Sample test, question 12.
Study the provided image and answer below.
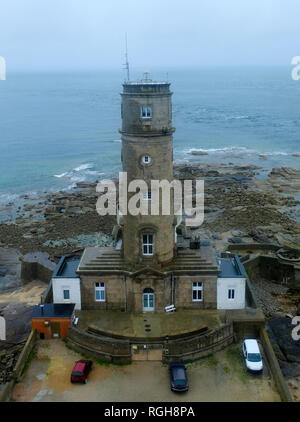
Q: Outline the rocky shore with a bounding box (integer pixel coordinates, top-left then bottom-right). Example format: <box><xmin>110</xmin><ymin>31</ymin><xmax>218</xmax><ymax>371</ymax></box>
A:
<box><xmin>0</xmin><ymin>163</ymin><xmax>299</xmax><ymax>260</ymax></box>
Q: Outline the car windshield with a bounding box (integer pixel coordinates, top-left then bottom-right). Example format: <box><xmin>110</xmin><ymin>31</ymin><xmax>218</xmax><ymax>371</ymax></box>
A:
<box><xmin>173</xmin><ymin>368</ymin><xmax>186</xmax><ymax>381</ymax></box>
<box><xmin>72</xmin><ymin>371</ymin><xmax>83</xmax><ymax>376</ymax></box>
<box><xmin>247</xmin><ymin>353</ymin><xmax>261</xmax><ymax>362</ymax></box>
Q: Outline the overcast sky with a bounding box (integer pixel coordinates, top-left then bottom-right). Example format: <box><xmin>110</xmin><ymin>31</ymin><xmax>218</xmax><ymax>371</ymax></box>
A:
<box><xmin>1</xmin><ymin>0</ymin><xmax>299</xmax><ymax>71</ymax></box>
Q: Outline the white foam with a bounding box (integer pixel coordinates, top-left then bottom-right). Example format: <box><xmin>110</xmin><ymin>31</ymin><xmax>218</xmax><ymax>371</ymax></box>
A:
<box><xmin>185</xmin><ymin>146</ymin><xmax>299</xmax><ymax>158</ymax></box>
<box><xmin>74</xmin><ymin>163</ymin><xmax>94</xmax><ymax>172</ymax></box>
<box><xmin>54</xmin><ymin>172</ymin><xmax>68</xmax><ymax>178</ymax></box>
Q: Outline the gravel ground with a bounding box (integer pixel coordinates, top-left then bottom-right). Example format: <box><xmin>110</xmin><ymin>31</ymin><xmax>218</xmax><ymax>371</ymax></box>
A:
<box><xmin>12</xmin><ymin>339</ymin><xmax>280</xmax><ymax>403</ymax></box>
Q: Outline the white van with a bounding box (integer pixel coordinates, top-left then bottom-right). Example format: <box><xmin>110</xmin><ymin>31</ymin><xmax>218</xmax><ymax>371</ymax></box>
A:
<box><xmin>242</xmin><ymin>339</ymin><xmax>263</xmax><ymax>373</ymax></box>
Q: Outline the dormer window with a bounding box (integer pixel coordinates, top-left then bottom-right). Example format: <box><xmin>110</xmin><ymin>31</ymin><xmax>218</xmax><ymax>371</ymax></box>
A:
<box><xmin>141</xmin><ymin>105</ymin><xmax>152</xmax><ymax>119</ymax></box>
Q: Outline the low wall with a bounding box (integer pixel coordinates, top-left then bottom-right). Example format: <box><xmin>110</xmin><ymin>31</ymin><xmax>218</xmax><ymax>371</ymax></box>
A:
<box><xmin>66</xmin><ymin>326</ymin><xmax>131</xmax><ymax>364</ymax></box>
<box><xmin>260</xmin><ymin>328</ymin><xmax>293</xmax><ymax>402</ymax></box>
<box><xmin>163</xmin><ymin>323</ymin><xmax>234</xmax><ymax>362</ymax></box>
<box><xmin>88</xmin><ymin>325</ymin><xmax>209</xmax><ymax>343</ymax></box>
<box><xmin>67</xmin><ymin>324</ymin><xmax>234</xmax><ymax>364</ymax></box>
<box><xmin>0</xmin><ymin>380</ymin><xmax>15</xmax><ymax>403</ymax></box>
<box><xmin>227</xmin><ymin>243</ymin><xmax>279</xmax><ymax>253</ymax></box>
<box><xmin>21</xmin><ymin>252</ymin><xmax>56</xmax><ymax>284</ymax></box>
<box><xmin>13</xmin><ymin>329</ymin><xmax>37</xmax><ymax>381</ymax></box>
<box><xmin>0</xmin><ymin>329</ymin><xmax>37</xmax><ymax>402</ymax></box>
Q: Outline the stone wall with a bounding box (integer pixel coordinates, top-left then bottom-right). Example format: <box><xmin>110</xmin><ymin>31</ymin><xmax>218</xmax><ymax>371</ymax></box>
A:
<box><xmin>66</xmin><ymin>326</ymin><xmax>131</xmax><ymax>364</ymax></box>
<box><xmin>260</xmin><ymin>328</ymin><xmax>293</xmax><ymax>402</ymax></box>
<box><xmin>67</xmin><ymin>324</ymin><xmax>233</xmax><ymax>364</ymax></box>
<box><xmin>163</xmin><ymin>323</ymin><xmax>234</xmax><ymax>362</ymax></box>
<box><xmin>175</xmin><ymin>275</ymin><xmax>217</xmax><ymax>310</ymax></box>
<box><xmin>21</xmin><ymin>252</ymin><xmax>56</xmax><ymax>284</ymax></box>
<box><xmin>0</xmin><ymin>329</ymin><xmax>37</xmax><ymax>402</ymax></box>
<box><xmin>122</xmin><ymin>135</ymin><xmax>175</xmax><ymax>265</ymax></box>
<box><xmin>80</xmin><ymin>274</ymin><xmax>218</xmax><ymax>312</ymax></box>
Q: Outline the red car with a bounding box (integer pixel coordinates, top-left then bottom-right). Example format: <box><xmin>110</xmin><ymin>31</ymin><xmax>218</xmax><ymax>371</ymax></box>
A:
<box><xmin>70</xmin><ymin>360</ymin><xmax>93</xmax><ymax>384</ymax></box>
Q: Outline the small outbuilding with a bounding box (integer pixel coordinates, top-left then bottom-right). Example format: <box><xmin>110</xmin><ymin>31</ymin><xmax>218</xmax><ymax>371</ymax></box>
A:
<box><xmin>52</xmin><ymin>255</ymin><xmax>81</xmax><ymax>310</ymax></box>
<box><xmin>217</xmin><ymin>255</ymin><xmax>247</xmax><ymax>310</ymax></box>
<box><xmin>31</xmin><ymin>303</ymin><xmax>75</xmax><ymax>339</ymax></box>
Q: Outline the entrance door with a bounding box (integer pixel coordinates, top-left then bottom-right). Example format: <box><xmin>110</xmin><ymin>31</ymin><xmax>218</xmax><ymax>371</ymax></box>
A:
<box><xmin>50</xmin><ymin>322</ymin><xmax>61</xmax><ymax>338</ymax></box>
<box><xmin>143</xmin><ymin>288</ymin><xmax>155</xmax><ymax>312</ymax></box>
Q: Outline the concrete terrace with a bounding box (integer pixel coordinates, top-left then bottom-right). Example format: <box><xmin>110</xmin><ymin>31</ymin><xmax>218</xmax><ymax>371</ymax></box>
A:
<box><xmin>75</xmin><ymin>309</ymin><xmax>226</xmax><ymax>339</ymax></box>
<box><xmin>77</xmin><ymin>245</ymin><xmax>219</xmax><ymax>275</ymax></box>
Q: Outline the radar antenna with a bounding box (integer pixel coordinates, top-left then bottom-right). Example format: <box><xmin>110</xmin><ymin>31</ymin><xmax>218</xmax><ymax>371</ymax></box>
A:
<box><xmin>123</xmin><ymin>33</ymin><xmax>130</xmax><ymax>82</ymax></box>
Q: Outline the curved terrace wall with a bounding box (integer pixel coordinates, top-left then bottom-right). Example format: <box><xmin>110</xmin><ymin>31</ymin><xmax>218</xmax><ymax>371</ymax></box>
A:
<box><xmin>66</xmin><ymin>323</ymin><xmax>234</xmax><ymax>363</ymax></box>
<box><xmin>162</xmin><ymin>323</ymin><xmax>234</xmax><ymax>362</ymax></box>
<box><xmin>66</xmin><ymin>327</ymin><xmax>131</xmax><ymax>364</ymax></box>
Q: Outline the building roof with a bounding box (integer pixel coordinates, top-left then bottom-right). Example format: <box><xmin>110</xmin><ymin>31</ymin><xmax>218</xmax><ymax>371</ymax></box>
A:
<box><xmin>52</xmin><ymin>256</ymin><xmax>80</xmax><ymax>278</ymax></box>
<box><xmin>218</xmin><ymin>255</ymin><xmax>247</xmax><ymax>278</ymax></box>
<box><xmin>31</xmin><ymin>303</ymin><xmax>75</xmax><ymax>319</ymax></box>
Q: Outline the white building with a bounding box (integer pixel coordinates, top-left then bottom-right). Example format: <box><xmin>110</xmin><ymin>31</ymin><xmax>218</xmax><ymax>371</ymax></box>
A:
<box><xmin>217</xmin><ymin>255</ymin><xmax>246</xmax><ymax>310</ymax></box>
<box><xmin>52</xmin><ymin>256</ymin><xmax>81</xmax><ymax>310</ymax></box>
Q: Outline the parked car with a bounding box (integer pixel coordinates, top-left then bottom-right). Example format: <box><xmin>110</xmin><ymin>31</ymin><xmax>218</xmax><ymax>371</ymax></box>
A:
<box><xmin>242</xmin><ymin>339</ymin><xmax>263</xmax><ymax>373</ymax></box>
<box><xmin>70</xmin><ymin>360</ymin><xmax>93</xmax><ymax>384</ymax></box>
<box><xmin>169</xmin><ymin>362</ymin><xmax>189</xmax><ymax>392</ymax></box>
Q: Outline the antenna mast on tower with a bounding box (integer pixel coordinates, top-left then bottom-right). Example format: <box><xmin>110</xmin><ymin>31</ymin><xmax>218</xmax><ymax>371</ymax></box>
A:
<box><xmin>123</xmin><ymin>33</ymin><xmax>130</xmax><ymax>82</ymax></box>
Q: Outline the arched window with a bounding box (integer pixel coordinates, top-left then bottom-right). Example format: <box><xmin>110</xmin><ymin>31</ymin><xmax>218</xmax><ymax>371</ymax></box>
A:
<box><xmin>143</xmin><ymin>288</ymin><xmax>154</xmax><ymax>294</ymax></box>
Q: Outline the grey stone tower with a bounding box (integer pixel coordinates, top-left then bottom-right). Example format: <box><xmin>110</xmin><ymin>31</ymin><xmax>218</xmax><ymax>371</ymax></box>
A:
<box><xmin>119</xmin><ymin>75</ymin><xmax>176</xmax><ymax>266</ymax></box>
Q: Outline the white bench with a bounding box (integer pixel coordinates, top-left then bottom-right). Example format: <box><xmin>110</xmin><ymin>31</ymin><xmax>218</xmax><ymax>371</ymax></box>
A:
<box><xmin>165</xmin><ymin>305</ymin><xmax>176</xmax><ymax>313</ymax></box>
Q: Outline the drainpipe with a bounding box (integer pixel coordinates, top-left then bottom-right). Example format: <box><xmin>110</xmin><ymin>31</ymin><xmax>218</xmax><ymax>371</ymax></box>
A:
<box><xmin>171</xmin><ymin>274</ymin><xmax>175</xmax><ymax>305</ymax></box>
<box><xmin>123</xmin><ymin>275</ymin><xmax>127</xmax><ymax>312</ymax></box>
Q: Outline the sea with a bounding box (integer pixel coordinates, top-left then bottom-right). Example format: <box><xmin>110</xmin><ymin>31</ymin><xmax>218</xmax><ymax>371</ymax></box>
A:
<box><xmin>0</xmin><ymin>66</ymin><xmax>299</xmax><ymax>206</ymax></box>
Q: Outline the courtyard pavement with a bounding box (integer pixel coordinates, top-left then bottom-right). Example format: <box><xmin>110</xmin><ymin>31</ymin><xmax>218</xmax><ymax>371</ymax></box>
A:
<box><xmin>76</xmin><ymin>309</ymin><xmax>226</xmax><ymax>338</ymax></box>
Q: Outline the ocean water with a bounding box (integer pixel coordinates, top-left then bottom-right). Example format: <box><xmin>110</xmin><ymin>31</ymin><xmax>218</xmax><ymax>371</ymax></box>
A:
<box><xmin>0</xmin><ymin>67</ymin><xmax>299</xmax><ymax>204</ymax></box>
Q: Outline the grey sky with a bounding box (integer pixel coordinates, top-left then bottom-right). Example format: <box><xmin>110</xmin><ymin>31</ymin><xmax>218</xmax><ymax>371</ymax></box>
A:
<box><xmin>1</xmin><ymin>0</ymin><xmax>299</xmax><ymax>70</ymax></box>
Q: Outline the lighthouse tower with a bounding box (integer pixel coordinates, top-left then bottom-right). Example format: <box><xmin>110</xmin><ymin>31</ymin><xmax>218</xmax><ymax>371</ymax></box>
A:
<box><xmin>120</xmin><ymin>73</ymin><xmax>176</xmax><ymax>266</ymax></box>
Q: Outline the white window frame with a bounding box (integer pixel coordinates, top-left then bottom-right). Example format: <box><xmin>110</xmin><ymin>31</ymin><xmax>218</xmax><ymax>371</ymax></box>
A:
<box><xmin>142</xmin><ymin>234</ymin><xmax>154</xmax><ymax>256</ymax></box>
<box><xmin>141</xmin><ymin>105</ymin><xmax>152</xmax><ymax>119</ymax></box>
<box><xmin>143</xmin><ymin>190</ymin><xmax>152</xmax><ymax>201</ymax></box>
<box><xmin>63</xmin><ymin>288</ymin><xmax>70</xmax><ymax>301</ymax></box>
<box><xmin>192</xmin><ymin>282</ymin><xmax>203</xmax><ymax>302</ymax></box>
<box><xmin>142</xmin><ymin>155</ymin><xmax>151</xmax><ymax>165</ymax></box>
<box><xmin>228</xmin><ymin>288</ymin><xmax>235</xmax><ymax>300</ymax></box>
<box><xmin>95</xmin><ymin>282</ymin><xmax>106</xmax><ymax>302</ymax></box>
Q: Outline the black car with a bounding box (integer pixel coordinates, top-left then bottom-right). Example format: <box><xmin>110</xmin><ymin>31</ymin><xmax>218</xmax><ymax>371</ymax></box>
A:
<box><xmin>169</xmin><ymin>362</ymin><xmax>189</xmax><ymax>392</ymax></box>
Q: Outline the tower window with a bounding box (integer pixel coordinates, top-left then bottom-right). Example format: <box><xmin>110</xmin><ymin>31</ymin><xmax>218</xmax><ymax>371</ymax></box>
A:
<box><xmin>141</xmin><ymin>106</ymin><xmax>152</xmax><ymax>119</ymax></box>
<box><xmin>142</xmin><ymin>234</ymin><xmax>153</xmax><ymax>256</ymax></box>
<box><xmin>95</xmin><ymin>282</ymin><xmax>106</xmax><ymax>302</ymax></box>
<box><xmin>143</xmin><ymin>191</ymin><xmax>152</xmax><ymax>201</ymax></box>
<box><xmin>142</xmin><ymin>155</ymin><xmax>151</xmax><ymax>165</ymax></box>
<box><xmin>192</xmin><ymin>282</ymin><xmax>203</xmax><ymax>302</ymax></box>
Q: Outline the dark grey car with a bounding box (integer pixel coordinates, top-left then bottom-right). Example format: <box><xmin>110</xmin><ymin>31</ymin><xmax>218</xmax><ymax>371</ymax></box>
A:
<box><xmin>169</xmin><ymin>362</ymin><xmax>189</xmax><ymax>392</ymax></box>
